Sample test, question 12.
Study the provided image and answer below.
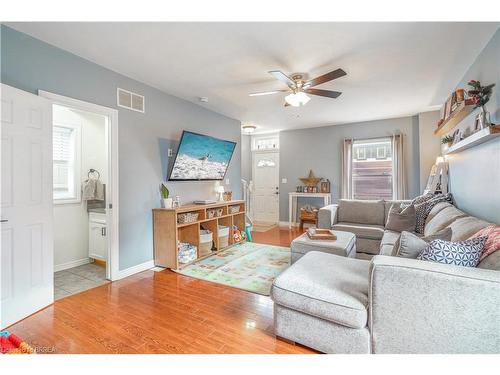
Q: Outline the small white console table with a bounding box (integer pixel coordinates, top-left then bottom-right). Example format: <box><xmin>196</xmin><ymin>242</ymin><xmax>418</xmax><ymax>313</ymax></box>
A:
<box><xmin>288</xmin><ymin>192</ymin><xmax>332</xmax><ymax>229</ymax></box>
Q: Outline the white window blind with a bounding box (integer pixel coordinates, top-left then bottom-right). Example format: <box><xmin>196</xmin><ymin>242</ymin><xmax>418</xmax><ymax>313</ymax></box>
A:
<box><xmin>53</xmin><ymin>124</ymin><xmax>79</xmax><ymax>202</ymax></box>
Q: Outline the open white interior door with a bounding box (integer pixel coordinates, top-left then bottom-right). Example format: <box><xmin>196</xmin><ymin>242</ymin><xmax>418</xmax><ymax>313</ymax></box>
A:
<box><xmin>1</xmin><ymin>84</ymin><xmax>54</xmax><ymax>329</ymax></box>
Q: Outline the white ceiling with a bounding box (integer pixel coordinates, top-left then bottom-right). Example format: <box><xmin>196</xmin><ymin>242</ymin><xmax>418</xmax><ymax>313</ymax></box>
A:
<box><xmin>7</xmin><ymin>22</ymin><xmax>499</xmax><ymax>132</ymax></box>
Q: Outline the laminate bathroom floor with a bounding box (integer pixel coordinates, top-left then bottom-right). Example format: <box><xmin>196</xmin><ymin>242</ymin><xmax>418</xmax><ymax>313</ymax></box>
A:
<box><xmin>54</xmin><ymin>263</ymin><xmax>109</xmax><ymax>301</ymax></box>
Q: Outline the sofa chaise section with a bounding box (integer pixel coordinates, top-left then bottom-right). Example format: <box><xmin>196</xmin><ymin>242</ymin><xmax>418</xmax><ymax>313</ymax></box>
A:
<box><xmin>271</xmin><ymin>251</ymin><xmax>371</xmax><ymax>353</ymax></box>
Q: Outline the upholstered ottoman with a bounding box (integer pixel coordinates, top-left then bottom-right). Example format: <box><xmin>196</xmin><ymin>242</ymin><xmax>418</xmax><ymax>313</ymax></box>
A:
<box><xmin>271</xmin><ymin>251</ymin><xmax>371</xmax><ymax>353</ymax></box>
<box><xmin>290</xmin><ymin>231</ymin><xmax>356</xmax><ymax>263</ymax></box>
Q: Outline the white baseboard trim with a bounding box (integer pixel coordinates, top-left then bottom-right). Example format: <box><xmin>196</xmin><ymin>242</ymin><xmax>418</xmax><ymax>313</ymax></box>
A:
<box><xmin>54</xmin><ymin>258</ymin><xmax>91</xmax><ymax>272</ymax></box>
<box><xmin>114</xmin><ymin>260</ymin><xmax>155</xmax><ymax>281</ymax></box>
<box><xmin>278</xmin><ymin>221</ymin><xmax>299</xmax><ymax>227</ymax></box>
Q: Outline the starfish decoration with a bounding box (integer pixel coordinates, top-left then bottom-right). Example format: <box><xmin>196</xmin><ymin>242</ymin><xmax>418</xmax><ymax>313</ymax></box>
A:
<box><xmin>300</xmin><ymin>170</ymin><xmax>322</xmax><ymax>187</ymax></box>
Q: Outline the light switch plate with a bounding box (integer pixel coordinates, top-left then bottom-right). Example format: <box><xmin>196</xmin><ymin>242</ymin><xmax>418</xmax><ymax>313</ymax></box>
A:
<box><xmin>168</xmin><ymin>148</ymin><xmax>173</xmax><ymax>157</ymax></box>
<box><xmin>281</xmin><ymin>178</ymin><xmax>287</xmax><ymax>184</ymax></box>
<box><xmin>225</xmin><ymin>178</ymin><xmax>230</xmax><ymax>185</ymax></box>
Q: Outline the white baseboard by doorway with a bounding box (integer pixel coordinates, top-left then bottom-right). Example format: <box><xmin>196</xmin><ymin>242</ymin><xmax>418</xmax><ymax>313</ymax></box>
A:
<box><xmin>54</xmin><ymin>258</ymin><xmax>91</xmax><ymax>272</ymax></box>
<box><xmin>114</xmin><ymin>260</ymin><xmax>155</xmax><ymax>281</ymax></box>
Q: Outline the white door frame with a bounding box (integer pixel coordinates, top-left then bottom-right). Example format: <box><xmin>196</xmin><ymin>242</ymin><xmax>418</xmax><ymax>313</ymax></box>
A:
<box><xmin>38</xmin><ymin>90</ymin><xmax>120</xmax><ymax>281</ymax></box>
<box><xmin>251</xmin><ymin>149</ymin><xmax>280</xmax><ymax>224</ymax></box>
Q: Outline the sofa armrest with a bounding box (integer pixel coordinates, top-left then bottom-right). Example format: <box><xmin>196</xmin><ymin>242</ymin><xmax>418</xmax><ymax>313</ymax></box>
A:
<box><xmin>369</xmin><ymin>256</ymin><xmax>500</xmax><ymax>353</ymax></box>
<box><xmin>317</xmin><ymin>204</ymin><xmax>338</xmax><ymax>229</ymax></box>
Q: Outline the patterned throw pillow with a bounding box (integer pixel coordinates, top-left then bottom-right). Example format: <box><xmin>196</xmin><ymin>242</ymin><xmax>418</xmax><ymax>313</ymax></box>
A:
<box><xmin>417</xmin><ymin>236</ymin><xmax>487</xmax><ymax>267</ymax></box>
<box><xmin>401</xmin><ymin>193</ymin><xmax>433</xmax><ymax>209</ymax></box>
<box><xmin>414</xmin><ymin>193</ymin><xmax>453</xmax><ymax>234</ymax></box>
<box><xmin>468</xmin><ymin>225</ymin><xmax>500</xmax><ymax>261</ymax></box>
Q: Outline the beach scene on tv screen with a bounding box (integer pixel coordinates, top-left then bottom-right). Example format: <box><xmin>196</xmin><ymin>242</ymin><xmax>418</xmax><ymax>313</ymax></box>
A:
<box><xmin>170</xmin><ymin>132</ymin><xmax>236</xmax><ymax>180</ymax></box>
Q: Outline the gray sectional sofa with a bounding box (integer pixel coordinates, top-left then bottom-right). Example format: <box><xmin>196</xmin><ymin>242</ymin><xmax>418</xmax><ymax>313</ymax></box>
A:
<box><xmin>317</xmin><ymin>199</ymin><xmax>409</xmax><ymax>258</ymax></box>
<box><xmin>271</xmin><ymin>199</ymin><xmax>500</xmax><ymax>353</ymax></box>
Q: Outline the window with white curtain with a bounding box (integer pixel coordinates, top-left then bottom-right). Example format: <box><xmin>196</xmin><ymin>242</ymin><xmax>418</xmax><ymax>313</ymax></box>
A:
<box><xmin>53</xmin><ymin>123</ymin><xmax>81</xmax><ymax>203</ymax></box>
<box><xmin>351</xmin><ymin>138</ymin><xmax>393</xmax><ymax>200</ymax></box>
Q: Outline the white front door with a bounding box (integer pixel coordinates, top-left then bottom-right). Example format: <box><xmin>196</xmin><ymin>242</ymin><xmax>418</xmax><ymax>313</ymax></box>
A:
<box><xmin>1</xmin><ymin>84</ymin><xmax>54</xmax><ymax>329</ymax></box>
<box><xmin>252</xmin><ymin>151</ymin><xmax>279</xmax><ymax>224</ymax></box>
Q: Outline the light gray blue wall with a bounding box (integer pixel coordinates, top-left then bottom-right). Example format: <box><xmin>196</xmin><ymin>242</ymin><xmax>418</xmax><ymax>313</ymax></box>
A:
<box><xmin>1</xmin><ymin>25</ymin><xmax>242</xmax><ymax>270</ymax></box>
<box><xmin>241</xmin><ymin>134</ymin><xmax>252</xmax><ymax>182</ymax></box>
<box><xmin>446</xmin><ymin>28</ymin><xmax>500</xmax><ymax>223</ymax></box>
<box><xmin>279</xmin><ymin>116</ymin><xmax>420</xmax><ymax>221</ymax></box>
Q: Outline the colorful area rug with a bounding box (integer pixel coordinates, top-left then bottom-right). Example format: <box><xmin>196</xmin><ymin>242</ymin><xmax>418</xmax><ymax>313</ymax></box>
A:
<box><xmin>175</xmin><ymin>242</ymin><xmax>291</xmax><ymax>295</ymax></box>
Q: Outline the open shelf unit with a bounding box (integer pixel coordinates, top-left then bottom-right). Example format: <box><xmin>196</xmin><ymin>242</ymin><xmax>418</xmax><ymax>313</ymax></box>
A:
<box><xmin>444</xmin><ymin>125</ymin><xmax>500</xmax><ymax>155</ymax></box>
<box><xmin>153</xmin><ymin>200</ymin><xmax>246</xmax><ymax>270</ymax></box>
<box><xmin>434</xmin><ymin>99</ymin><xmax>475</xmax><ymax>135</ymax></box>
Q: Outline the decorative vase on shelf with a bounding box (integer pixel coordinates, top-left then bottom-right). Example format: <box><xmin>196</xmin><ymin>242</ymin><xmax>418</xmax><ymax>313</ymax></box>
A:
<box><xmin>163</xmin><ymin>198</ymin><xmax>173</xmax><ymax>209</ymax></box>
<box><xmin>478</xmin><ymin>106</ymin><xmax>491</xmax><ymax>129</ymax></box>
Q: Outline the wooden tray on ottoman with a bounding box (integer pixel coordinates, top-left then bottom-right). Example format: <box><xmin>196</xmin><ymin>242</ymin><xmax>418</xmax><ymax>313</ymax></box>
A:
<box><xmin>306</xmin><ymin>228</ymin><xmax>337</xmax><ymax>240</ymax></box>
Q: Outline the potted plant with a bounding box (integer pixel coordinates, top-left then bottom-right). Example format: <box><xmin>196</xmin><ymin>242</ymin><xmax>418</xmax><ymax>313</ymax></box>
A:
<box><xmin>441</xmin><ymin>135</ymin><xmax>454</xmax><ymax>147</ymax></box>
<box><xmin>160</xmin><ymin>182</ymin><xmax>172</xmax><ymax>208</ymax></box>
<box><xmin>467</xmin><ymin>80</ymin><xmax>495</xmax><ymax>129</ymax></box>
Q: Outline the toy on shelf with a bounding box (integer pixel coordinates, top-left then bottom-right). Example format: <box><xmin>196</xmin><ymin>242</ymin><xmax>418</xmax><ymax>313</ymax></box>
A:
<box><xmin>232</xmin><ymin>225</ymin><xmax>246</xmax><ymax>243</ymax></box>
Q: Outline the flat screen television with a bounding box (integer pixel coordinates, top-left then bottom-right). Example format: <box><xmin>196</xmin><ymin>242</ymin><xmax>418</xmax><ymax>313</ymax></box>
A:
<box><xmin>168</xmin><ymin>131</ymin><xmax>237</xmax><ymax>181</ymax></box>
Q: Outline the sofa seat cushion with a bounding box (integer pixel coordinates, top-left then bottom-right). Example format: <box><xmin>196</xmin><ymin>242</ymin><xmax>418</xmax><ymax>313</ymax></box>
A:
<box><xmin>424</xmin><ymin>205</ymin><xmax>467</xmax><ymax>237</ymax></box>
<box><xmin>338</xmin><ymin>199</ymin><xmax>385</xmax><ymax>226</ymax></box>
<box><xmin>333</xmin><ymin>222</ymin><xmax>385</xmax><ymax>240</ymax></box>
<box><xmin>271</xmin><ymin>252</ymin><xmax>369</xmax><ymax>329</ymax></box>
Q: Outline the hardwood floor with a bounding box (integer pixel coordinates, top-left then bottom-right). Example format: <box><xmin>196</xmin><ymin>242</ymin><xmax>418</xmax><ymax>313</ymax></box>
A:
<box><xmin>7</xmin><ymin>227</ymin><xmax>314</xmax><ymax>354</ymax></box>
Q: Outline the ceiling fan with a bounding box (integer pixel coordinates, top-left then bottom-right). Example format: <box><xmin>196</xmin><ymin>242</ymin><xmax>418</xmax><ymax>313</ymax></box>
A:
<box><xmin>249</xmin><ymin>68</ymin><xmax>346</xmax><ymax>107</ymax></box>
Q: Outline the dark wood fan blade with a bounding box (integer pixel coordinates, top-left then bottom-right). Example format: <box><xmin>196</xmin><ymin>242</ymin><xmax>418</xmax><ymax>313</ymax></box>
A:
<box><xmin>305</xmin><ymin>88</ymin><xmax>342</xmax><ymax>98</ymax></box>
<box><xmin>269</xmin><ymin>70</ymin><xmax>296</xmax><ymax>89</ymax></box>
<box><xmin>249</xmin><ymin>89</ymin><xmax>289</xmax><ymax>97</ymax></box>
<box><xmin>303</xmin><ymin>68</ymin><xmax>346</xmax><ymax>88</ymax></box>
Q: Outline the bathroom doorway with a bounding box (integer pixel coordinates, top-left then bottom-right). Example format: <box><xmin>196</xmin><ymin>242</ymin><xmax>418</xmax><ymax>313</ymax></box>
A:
<box><xmin>40</xmin><ymin>91</ymin><xmax>119</xmax><ymax>300</ymax></box>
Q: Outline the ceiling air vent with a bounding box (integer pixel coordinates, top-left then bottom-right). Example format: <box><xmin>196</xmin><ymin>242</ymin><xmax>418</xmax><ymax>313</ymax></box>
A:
<box><xmin>117</xmin><ymin>88</ymin><xmax>145</xmax><ymax>113</ymax></box>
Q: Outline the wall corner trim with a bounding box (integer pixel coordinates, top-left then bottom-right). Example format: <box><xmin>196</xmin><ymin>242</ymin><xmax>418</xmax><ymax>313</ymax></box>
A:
<box><xmin>114</xmin><ymin>260</ymin><xmax>154</xmax><ymax>281</ymax></box>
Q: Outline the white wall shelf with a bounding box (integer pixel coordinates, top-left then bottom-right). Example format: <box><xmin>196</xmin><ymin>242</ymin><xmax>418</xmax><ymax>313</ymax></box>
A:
<box><xmin>444</xmin><ymin>125</ymin><xmax>500</xmax><ymax>155</ymax></box>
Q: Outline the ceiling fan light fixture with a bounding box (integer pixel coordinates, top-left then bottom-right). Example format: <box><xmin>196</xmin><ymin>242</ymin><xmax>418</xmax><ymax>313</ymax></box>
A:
<box><xmin>242</xmin><ymin>124</ymin><xmax>257</xmax><ymax>134</ymax></box>
<box><xmin>285</xmin><ymin>92</ymin><xmax>310</xmax><ymax>107</ymax></box>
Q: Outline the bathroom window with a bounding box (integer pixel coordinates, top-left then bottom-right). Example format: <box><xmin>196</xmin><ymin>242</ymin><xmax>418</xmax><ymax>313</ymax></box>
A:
<box><xmin>53</xmin><ymin>123</ymin><xmax>81</xmax><ymax>203</ymax></box>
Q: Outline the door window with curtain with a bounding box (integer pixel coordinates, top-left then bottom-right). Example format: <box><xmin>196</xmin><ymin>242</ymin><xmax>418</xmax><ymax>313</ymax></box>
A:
<box><xmin>351</xmin><ymin>138</ymin><xmax>393</xmax><ymax>200</ymax></box>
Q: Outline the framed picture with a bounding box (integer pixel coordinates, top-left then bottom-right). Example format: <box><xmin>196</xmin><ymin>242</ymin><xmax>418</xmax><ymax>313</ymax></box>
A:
<box><xmin>474</xmin><ymin>114</ymin><xmax>481</xmax><ymax>132</ymax></box>
<box><xmin>451</xmin><ymin>129</ymin><xmax>460</xmax><ymax>144</ymax></box>
<box><xmin>444</xmin><ymin>96</ymin><xmax>452</xmax><ymax>119</ymax></box>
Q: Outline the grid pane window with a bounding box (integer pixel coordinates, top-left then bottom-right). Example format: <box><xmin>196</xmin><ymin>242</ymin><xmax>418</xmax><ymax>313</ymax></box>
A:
<box><xmin>53</xmin><ymin>125</ymin><xmax>77</xmax><ymax>200</ymax></box>
<box><xmin>352</xmin><ymin>138</ymin><xmax>393</xmax><ymax>200</ymax></box>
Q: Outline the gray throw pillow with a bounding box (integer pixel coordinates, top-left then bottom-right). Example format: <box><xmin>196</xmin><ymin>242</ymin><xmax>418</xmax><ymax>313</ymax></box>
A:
<box><xmin>386</xmin><ymin>204</ymin><xmax>416</xmax><ymax>232</ymax></box>
<box><xmin>395</xmin><ymin>227</ymin><xmax>452</xmax><ymax>258</ymax></box>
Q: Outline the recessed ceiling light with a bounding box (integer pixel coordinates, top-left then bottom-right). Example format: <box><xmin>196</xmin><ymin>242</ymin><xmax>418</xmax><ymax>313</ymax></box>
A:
<box><xmin>199</xmin><ymin>97</ymin><xmax>209</xmax><ymax>103</ymax></box>
<box><xmin>242</xmin><ymin>125</ymin><xmax>257</xmax><ymax>134</ymax></box>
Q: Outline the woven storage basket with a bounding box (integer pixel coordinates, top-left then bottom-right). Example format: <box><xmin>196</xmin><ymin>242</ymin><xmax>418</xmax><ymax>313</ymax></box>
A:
<box><xmin>207</xmin><ymin>208</ymin><xmax>223</xmax><ymax>219</ymax></box>
<box><xmin>199</xmin><ymin>230</ymin><xmax>213</xmax><ymax>256</ymax></box>
<box><xmin>177</xmin><ymin>212</ymin><xmax>199</xmax><ymax>224</ymax></box>
<box><xmin>228</xmin><ymin>206</ymin><xmax>240</xmax><ymax>214</ymax></box>
<box><xmin>218</xmin><ymin>235</ymin><xmax>229</xmax><ymax>248</ymax></box>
